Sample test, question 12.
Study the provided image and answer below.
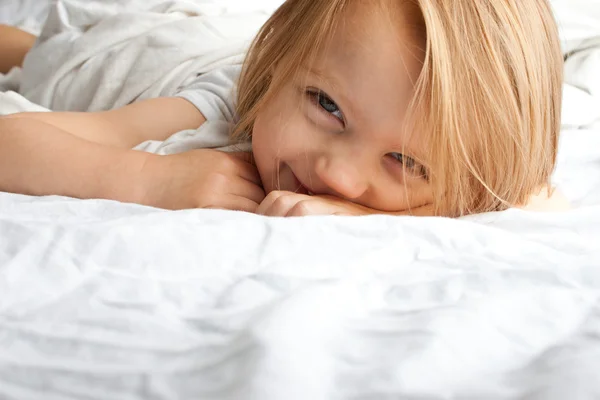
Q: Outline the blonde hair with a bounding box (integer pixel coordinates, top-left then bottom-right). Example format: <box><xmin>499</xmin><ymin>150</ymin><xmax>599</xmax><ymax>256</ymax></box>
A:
<box><xmin>234</xmin><ymin>0</ymin><xmax>563</xmax><ymax>217</ymax></box>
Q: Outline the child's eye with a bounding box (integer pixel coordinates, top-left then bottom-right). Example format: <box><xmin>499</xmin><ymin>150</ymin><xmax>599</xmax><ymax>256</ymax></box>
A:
<box><xmin>389</xmin><ymin>152</ymin><xmax>428</xmax><ymax>179</ymax></box>
<box><xmin>307</xmin><ymin>90</ymin><xmax>344</xmax><ymax>122</ymax></box>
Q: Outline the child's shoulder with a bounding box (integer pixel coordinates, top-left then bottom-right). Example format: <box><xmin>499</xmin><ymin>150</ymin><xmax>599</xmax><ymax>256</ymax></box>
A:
<box><xmin>175</xmin><ymin>64</ymin><xmax>242</xmax><ymax>124</ymax></box>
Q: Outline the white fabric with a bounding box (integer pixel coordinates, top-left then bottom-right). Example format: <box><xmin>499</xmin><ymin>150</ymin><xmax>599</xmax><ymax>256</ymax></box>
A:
<box><xmin>1</xmin><ymin>1</ymin><xmax>600</xmax><ymax>399</ymax></box>
<box><xmin>18</xmin><ymin>0</ymin><xmax>270</xmax><ymax>113</ymax></box>
<box><xmin>134</xmin><ymin>65</ymin><xmax>246</xmax><ymax>155</ymax></box>
<box><xmin>177</xmin><ymin>64</ymin><xmax>241</xmax><ymax>123</ymax></box>
<box><xmin>0</xmin><ymin>194</ymin><xmax>598</xmax><ymax>400</ymax></box>
<box><xmin>553</xmin><ymin>0</ymin><xmax>600</xmax><ymax>129</ymax></box>
<box><xmin>7</xmin><ymin>0</ymin><xmax>257</xmax><ymax>153</ymax></box>
<box><xmin>0</xmin><ymin>0</ymin><xmax>52</xmax><ymax>34</ymax></box>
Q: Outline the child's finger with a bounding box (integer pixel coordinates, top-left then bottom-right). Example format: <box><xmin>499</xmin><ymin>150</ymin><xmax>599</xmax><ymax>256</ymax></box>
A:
<box><xmin>237</xmin><ymin>166</ymin><xmax>263</xmax><ymax>186</ymax></box>
<box><xmin>256</xmin><ymin>190</ymin><xmax>285</xmax><ymax>215</ymax></box>
<box><xmin>257</xmin><ymin>191</ymin><xmax>309</xmax><ymax>216</ymax></box>
<box><xmin>206</xmin><ymin>195</ymin><xmax>260</xmax><ymax>213</ymax></box>
<box><xmin>228</xmin><ymin>155</ymin><xmax>263</xmax><ymax>185</ymax></box>
<box><xmin>230</xmin><ymin>178</ymin><xmax>266</xmax><ymax>204</ymax></box>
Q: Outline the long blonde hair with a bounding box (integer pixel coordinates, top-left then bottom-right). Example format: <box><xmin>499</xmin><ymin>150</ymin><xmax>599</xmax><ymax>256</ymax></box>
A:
<box><xmin>233</xmin><ymin>0</ymin><xmax>563</xmax><ymax>217</ymax></box>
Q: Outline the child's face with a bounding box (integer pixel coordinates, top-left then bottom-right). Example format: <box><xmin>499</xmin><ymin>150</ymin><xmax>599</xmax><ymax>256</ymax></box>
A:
<box><xmin>252</xmin><ymin>4</ymin><xmax>433</xmax><ymax>213</ymax></box>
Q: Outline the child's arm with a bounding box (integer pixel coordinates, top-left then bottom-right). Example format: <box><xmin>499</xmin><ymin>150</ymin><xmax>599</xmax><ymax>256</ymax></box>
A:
<box><xmin>0</xmin><ymin>117</ymin><xmax>154</xmax><ymax>203</ymax></box>
<box><xmin>0</xmin><ymin>99</ymin><xmax>265</xmax><ymax>211</ymax></box>
<box><xmin>0</xmin><ymin>24</ymin><xmax>36</xmax><ymax>74</ymax></box>
<box><xmin>5</xmin><ymin>97</ymin><xmax>206</xmax><ymax>148</ymax></box>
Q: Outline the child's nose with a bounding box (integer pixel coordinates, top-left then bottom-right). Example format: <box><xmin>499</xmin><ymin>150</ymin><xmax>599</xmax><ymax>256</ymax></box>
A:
<box><xmin>313</xmin><ymin>155</ymin><xmax>369</xmax><ymax>200</ymax></box>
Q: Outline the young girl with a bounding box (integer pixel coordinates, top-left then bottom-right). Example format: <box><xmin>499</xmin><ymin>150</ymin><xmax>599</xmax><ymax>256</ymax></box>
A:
<box><xmin>0</xmin><ymin>0</ymin><xmax>568</xmax><ymax>217</ymax></box>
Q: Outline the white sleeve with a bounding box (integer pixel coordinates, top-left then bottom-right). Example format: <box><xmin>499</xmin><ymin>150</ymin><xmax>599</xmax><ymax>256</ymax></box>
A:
<box><xmin>174</xmin><ymin>64</ymin><xmax>241</xmax><ymax>122</ymax></box>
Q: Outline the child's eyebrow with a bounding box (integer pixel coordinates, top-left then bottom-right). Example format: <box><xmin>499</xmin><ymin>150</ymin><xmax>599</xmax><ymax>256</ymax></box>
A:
<box><xmin>301</xmin><ymin>66</ymin><xmax>338</xmax><ymax>85</ymax></box>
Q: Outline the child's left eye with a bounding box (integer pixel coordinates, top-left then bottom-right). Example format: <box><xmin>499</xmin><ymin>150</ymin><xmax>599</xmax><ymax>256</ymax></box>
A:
<box><xmin>389</xmin><ymin>152</ymin><xmax>428</xmax><ymax>179</ymax></box>
<box><xmin>307</xmin><ymin>90</ymin><xmax>344</xmax><ymax>122</ymax></box>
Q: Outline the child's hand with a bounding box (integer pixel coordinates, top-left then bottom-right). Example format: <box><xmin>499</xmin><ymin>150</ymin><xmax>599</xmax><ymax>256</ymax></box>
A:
<box><xmin>143</xmin><ymin>150</ymin><xmax>265</xmax><ymax>212</ymax></box>
<box><xmin>257</xmin><ymin>191</ymin><xmax>435</xmax><ymax>217</ymax></box>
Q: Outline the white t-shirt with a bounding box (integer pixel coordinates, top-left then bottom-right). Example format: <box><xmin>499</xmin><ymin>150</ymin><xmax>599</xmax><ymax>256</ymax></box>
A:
<box><xmin>176</xmin><ymin>64</ymin><xmax>241</xmax><ymax>124</ymax></box>
<box><xmin>134</xmin><ymin>64</ymin><xmax>249</xmax><ymax>154</ymax></box>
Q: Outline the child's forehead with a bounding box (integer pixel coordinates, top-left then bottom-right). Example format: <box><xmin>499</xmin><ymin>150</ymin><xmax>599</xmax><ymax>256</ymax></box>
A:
<box><xmin>315</xmin><ymin>2</ymin><xmax>424</xmax><ymax>66</ymax></box>
<box><xmin>306</xmin><ymin>6</ymin><xmax>424</xmax><ymax>88</ymax></box>
<box><xmin>337</xmin><ymin>0</ymin><xmax>421</xmax><ymax>35</ymax></box>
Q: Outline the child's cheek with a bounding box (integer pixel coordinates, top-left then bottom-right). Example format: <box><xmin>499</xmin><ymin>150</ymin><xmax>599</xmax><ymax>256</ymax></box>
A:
<box><xmin>281</xmin><ymin>108</ymin><xmax>320</xmax><ymax>153</ymax></box>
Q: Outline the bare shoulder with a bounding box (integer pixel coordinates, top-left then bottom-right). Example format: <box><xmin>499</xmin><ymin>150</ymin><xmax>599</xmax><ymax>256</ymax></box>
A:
<box><xmin>520</xmin><ymin>187</ymin><xmax>571</xmax><ymax>212</ymax></box>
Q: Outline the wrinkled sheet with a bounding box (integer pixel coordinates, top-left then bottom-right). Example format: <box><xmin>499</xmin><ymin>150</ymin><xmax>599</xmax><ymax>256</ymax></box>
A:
<box><xmin>1</xmin><ymin>1</ymin><xmax>600</xmax><ymax>399</ymax></box>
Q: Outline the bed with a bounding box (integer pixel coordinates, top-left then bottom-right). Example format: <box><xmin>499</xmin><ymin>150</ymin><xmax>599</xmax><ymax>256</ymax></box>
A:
<box><xmin>1</xmin><ymin>1</ymin><xmax>600</xmax><ymax>399</ymax></box>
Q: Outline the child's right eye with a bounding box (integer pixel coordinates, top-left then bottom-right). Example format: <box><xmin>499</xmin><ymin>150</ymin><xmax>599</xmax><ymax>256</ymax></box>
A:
<box><xmin>306</xmin><ymin>89</ymin><xmax>345</xmax><ymax>124</ymax></box>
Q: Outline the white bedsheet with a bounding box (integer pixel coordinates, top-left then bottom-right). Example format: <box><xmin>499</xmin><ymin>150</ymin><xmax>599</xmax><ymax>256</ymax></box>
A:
<box><xmin>1</xmin><ymin>1</ymin><xmax>600</xmax><ymax>399</ymax></box>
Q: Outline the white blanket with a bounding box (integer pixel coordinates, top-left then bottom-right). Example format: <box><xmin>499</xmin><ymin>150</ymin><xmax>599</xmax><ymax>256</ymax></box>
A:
<box><xmin>1</xmin><ymin>1</ymin><xmax>600</xmax><ymax>399</ymax></box>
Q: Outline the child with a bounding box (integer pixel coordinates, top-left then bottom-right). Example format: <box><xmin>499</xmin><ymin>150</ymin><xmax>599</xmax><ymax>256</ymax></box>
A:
<box><xmin>0</xmin><ymin>0</ymin><xmax>568</xmax><ymax>217</ymax></box>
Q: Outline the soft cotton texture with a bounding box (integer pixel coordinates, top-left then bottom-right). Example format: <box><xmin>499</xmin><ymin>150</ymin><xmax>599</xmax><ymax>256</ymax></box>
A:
<box><xmin>1</xmin><ymin>1</ymin><xmax>600</xmax><ymax>399</ymax></box>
